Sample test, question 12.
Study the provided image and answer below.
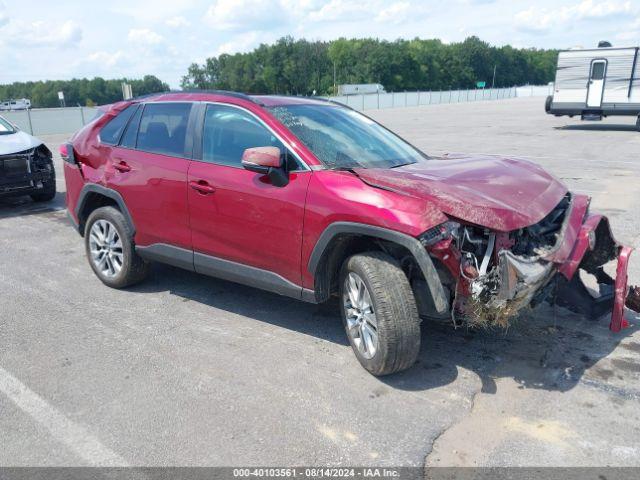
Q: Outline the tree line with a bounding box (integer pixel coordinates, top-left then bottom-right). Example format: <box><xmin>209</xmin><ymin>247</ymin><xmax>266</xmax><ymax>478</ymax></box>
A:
<box><xmin>0</xmin><ymin>37</ymin><xmax>558</xmax><ymax>108</ymax></box>
<box><xmin>0</xmin><ymin>75</ymin><xmax>169</xmax><ymax>108</ymax></box>
<box><xmin>181</xmin><ymin>36</ymin><xmax>558</xmax><ymax>95</ymax></box>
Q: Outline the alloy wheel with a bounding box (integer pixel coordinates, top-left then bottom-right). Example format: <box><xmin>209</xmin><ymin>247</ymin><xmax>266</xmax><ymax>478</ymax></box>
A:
<box><xmin>343</xmin><ymin>272</ymin><xmax>379</xmax><ymax>359</ymax></box>
<box><xmin>89</xmin><ymin>219</ymin><xmax>124</xmax><ymax>278</ymax></box>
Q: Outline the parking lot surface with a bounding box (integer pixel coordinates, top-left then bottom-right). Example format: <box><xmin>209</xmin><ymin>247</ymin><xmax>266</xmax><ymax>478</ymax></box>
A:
<box><xmin>1</xmin><ymin>97</ymin><xmax>639</xmax><ymax>467</ymax></box>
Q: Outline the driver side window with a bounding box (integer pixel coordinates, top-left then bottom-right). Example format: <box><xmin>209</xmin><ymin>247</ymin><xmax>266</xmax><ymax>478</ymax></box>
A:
<box><xmin>202</xmin><ymin>105</ymin><xmax>304</xmax><ymax>170</ymax></box>
<box><xmin>202</xmin><ymin>105</ymin><xmax>282</xmax><ymax>167</ymax></box>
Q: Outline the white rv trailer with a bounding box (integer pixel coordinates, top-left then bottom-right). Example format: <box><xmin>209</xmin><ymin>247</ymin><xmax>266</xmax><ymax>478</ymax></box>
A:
<box><xmin>0</xmin><ymin>98</ymin><xmax>31</xmax><ymax>111</ymax></box>
<box><xmin>546</xmin><ymin>45</ymin><xmax>640</xmax><ymax>127</ymax></box>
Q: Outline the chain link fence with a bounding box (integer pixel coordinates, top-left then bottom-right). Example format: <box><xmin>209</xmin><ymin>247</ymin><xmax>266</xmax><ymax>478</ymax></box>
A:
<box><xmin>327</xmin><ymin>84</ymin><xmax>553</xmax><ymax>111</ymax></box>
<box><xmin>1</xmin><ymin>106</ymin><xmax>99</xmax><ymax>137</ymax></box>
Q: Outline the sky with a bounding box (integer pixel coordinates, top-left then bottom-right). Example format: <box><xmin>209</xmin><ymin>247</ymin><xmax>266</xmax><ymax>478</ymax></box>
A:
<box><xmin>0</xmin><ymin>0</ymin><xmax>639</xmax><ymax>88</ymax></box>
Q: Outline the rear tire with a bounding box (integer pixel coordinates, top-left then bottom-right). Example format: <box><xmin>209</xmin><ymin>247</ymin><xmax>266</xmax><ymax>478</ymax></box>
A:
<box><xmin>339</xmin><ymin>252</ymin><xmax>421</xmax><ymax>376</ymax></box>
<box><xmin>636</xmin><ymin>115</ymin><xmax>640</xmax><ymax>132</ymax></box>
<box><xmin>545</xmin><ymin>95</ymin><xmax>552</xmax><ymax>113</ymax></box>
<box><xmin>84</xmin><ymin>206</ymin><xmax>149</xmax><ymax>289</ymax></box>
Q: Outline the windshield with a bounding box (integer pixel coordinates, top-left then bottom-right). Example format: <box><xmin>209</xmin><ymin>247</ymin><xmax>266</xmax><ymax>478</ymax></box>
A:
<box><xmin>0</xmin><ymin>116</ymin><xmax>16</xmax><ymax>135</ymax></box>
<box><xmin>268</xmin><ymin>104</ymin><xmax>426</xmax><ymax>169</ymax></box>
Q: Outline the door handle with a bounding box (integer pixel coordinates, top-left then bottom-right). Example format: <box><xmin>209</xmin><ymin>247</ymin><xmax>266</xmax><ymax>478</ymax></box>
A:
<box><xmin>189</xmin><ymin>180</ymin><xmax>216</xmax><ymax>195</ymax></box>
<box><xmin>113</xmin><ymin>161</ymin><xmax>131</xmax><ymax>173</ymax></box>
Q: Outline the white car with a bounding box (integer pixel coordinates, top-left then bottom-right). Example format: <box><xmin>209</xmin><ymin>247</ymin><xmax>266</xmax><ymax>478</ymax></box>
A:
<box><xmin>0</xmin><ymin>115</ymin><xmax>56</xmax><ymax>202</ymax></box>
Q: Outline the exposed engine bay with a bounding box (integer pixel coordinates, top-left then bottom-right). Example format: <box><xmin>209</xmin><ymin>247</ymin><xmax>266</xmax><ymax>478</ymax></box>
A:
<box><xmin>419</xmin><ymin>194</ymin><xmax>640</xmax><ymax>329</ymax></box>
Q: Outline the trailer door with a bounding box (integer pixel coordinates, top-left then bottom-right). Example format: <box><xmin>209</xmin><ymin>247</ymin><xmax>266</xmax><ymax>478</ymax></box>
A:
<box><xmin>587</xmin><ymin>60</ymin><xmax>607</xmax><ymax>107</ymax></box>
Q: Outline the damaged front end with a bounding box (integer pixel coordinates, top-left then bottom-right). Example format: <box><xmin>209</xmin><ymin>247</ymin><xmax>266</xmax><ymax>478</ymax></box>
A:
<box><xmin>0</xmin><ymin>145</ymin><xmax>55</xmax><ymax>198</ymax></box>
<box><xmin>421</xmin><ymin>194</ymin><xmax>639</xmax><ymax>330</ymax></box>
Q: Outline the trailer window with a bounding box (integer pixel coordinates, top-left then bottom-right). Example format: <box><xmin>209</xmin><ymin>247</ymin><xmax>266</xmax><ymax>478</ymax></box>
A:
<box><xmin>591</xmin><ymin>62</ymin><xmax>605</xmax><ymax>80</ymax></box>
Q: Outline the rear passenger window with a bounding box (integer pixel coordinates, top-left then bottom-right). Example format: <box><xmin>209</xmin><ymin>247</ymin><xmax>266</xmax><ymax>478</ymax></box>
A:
<box><xmin>137</xmin><ymin>103</ymin><xmax>192</xmax><ymax>157</ymax></box>
<box><xmin>99</xmin><ymin>105</ymin><xmax>138</xmax><ymax>145</ymax></box>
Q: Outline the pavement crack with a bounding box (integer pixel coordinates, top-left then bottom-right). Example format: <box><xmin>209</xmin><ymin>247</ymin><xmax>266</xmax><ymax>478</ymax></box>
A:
<box><xmin>422</xmin><ymin>379</ymin><xmax>484</xmax><ymax>472</ymax></box>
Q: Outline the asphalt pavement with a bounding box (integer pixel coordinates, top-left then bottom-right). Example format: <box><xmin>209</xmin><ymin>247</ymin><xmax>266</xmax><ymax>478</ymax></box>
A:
<box><xmin>1</xmin><ymin>96</ymin><xmax>639</xmax><ymax>468</ymax></box>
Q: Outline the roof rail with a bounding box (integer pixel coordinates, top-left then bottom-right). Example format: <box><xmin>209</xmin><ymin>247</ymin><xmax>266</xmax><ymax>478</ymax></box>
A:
<box><xmin>129</xmin><ymin>89</ymin><xmax>258</xmax><ymax>103</ymax></box>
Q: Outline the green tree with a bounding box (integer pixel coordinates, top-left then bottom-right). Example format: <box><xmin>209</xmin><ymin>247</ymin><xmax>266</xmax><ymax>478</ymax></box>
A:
<box><xmin>182</xmin><ymin>37</ymin><xmax>558</xmax><ymax>95</ymax></box>
<box><xmin>0</xmin><ymin>76</ymin><xmax>169</xmax><ymax>108</ymax></box>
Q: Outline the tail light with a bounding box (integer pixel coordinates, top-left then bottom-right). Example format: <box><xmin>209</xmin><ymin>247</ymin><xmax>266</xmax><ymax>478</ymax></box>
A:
<box><xmin>59</xmin><ymin>143</ymin><xmax>77</xmax><ymax>165</ymax></box>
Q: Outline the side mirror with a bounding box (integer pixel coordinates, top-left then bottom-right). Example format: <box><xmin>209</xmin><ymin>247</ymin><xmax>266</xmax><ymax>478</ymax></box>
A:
<box><xmin>241</xmin><ymin>146</ymin><xmax>282</xmax><ymax>173</ymax></box>
<box><xmin>241</xmin><ymin>146</ymin><xmax>289</xmax><ymax>187</ymax></box>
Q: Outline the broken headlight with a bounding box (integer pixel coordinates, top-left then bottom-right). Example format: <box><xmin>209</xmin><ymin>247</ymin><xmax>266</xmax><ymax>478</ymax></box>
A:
<box><xmin>419</xmin><ymin>221</ymin><xmax>460</xmax><ymax>247</ymax></box>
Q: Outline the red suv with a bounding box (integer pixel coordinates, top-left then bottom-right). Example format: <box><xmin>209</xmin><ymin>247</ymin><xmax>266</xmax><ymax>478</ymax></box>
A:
<box><xmin>62</xmin><ymin>91</ymin><xmax>638</xmax><ymax>375</ymax></box>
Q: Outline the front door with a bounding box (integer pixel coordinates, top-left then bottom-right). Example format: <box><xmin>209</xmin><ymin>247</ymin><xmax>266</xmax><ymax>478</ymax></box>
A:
<box><xmin>187</xmin><ymin>103</ymin><xmax>311</xmax><ymax>289</ymax></box>
<box><xmin>587</xmin><ymin>60</ymin><xmax>606</xmax><ymax>108</ymax></box>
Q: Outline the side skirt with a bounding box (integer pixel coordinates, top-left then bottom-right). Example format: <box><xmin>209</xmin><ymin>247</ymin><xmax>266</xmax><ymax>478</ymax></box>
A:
<box><xmin>135</xmin><ymin>243</ymin><xmax>317</xmax><ymax>303</ymax></box>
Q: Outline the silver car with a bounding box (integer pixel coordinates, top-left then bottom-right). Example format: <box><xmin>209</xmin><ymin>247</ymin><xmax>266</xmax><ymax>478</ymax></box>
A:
<box><xmin>0</xmin><ymin>115</ymin><xmax>55</xmax><ymax>202</ymax></box>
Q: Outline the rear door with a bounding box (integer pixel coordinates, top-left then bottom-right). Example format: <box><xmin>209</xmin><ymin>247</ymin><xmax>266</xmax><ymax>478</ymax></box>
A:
<box><xmin>187</xmin><ymin>103</ymin><xmax>311</xmax><ymax>288</ymax></box>
<box><xmin>106</xmin><ymin>102</ymin><xmax>194</xmax><ymax>249</ymax></box>
<box><xmin>587</xmin><ymin>60</ymin><xmax>607</xmax><ymax>108</ymax></box>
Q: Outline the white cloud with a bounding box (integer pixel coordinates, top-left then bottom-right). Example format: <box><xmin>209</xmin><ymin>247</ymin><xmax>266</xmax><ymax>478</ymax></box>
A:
<box><xmin>307</xmin><ymin>0</ymin><xmax>369</xmax><ymax>22</ymax></box>
<box><xmin>3</xmin><ymin>0</ymin><xmax>640</xmax><ymax>89</ymax></box>
<box><xmin>615</xmin><ymin>30</ymin><xmax>639</xmax><ymax>41</ymax></box>
<box><xmin>86</xmin><ymin>51</ymin><xmax>128</xmax><ymax>68</ymax></box>
<box><xmin>0</xmin><ymin>1</ymin><xmax>8</xmax><ymax>27</ymax></box>
<box><xmin>375</xmin><ymin>2</ymin><xmax>411</xmax><ymax>24</ymax></box>
<box><xmin>515</xmin><ymin>0</ymin><xmax>636</xmax><ymax>32</ymax></box>
<box><xmin>108</xmin><ymin>0</ymin><xmax>199</xmax><ymax>23</ymax></box>
<box><xmin>204</xmin><ymin>0</ymin><xmax>286</xmax><ymax>31</ymax></box>
<box><xmin>166</xmin><ymin>16</ymin><xmax>191</xmax><ymax>28</ymax></box>
<box><xmin>215</xmin><ymin>31</ymin><xmax>262</xmax><ymax>56</ymax></box>
<box><xmin>576</xmin><ymin>0</ymin><xmax>633</xmax><ymax>19</ymax></box>
<box><xmin>128</xmin><ymin>28</ymin><xmax>164</xmax><ymax>45</ymax></box>
<box><xmin>2</xmin><ymin>19</ymin><xmax>82</xmax><ymax>48</ymax></box>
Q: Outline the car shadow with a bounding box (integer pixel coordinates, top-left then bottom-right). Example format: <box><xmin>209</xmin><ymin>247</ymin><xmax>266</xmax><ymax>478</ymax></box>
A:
<box><xmin>132</xmin><ymin>262</ymin><xmax>639</xmax><ymax>394</ymax></box>
<box><xmin>554</xmin><ymin>124</ymin><xmax>638</xmax><ymax>132</ymax></box>
<box><xmin>0</xmin><ymin>191</ymin><xmax>65</xmax><ymax>220</ymax></box>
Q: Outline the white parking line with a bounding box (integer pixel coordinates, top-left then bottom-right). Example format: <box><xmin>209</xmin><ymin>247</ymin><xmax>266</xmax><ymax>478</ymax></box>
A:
<box><xmin>0</xmin><ymin>366</ymin><xmax>127</xmax><ymax>466</ymax></box>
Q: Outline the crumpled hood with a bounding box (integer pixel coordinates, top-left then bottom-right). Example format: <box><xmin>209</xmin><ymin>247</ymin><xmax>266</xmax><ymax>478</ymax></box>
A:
<box><xmin>0</xmin><ymin>130</ymin><xmax>43</xmax><ymax>156</ymax></box>
<box><xmin>353</xmin><ymin>155</ymin><xmax>568</xmax><ymax>232</ymax></box>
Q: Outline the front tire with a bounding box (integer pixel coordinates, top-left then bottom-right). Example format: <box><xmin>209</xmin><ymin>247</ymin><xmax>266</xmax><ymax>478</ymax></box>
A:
<box><xmin>84</xmin><ymin>206</ymin><xmax>149</xmax><ymax>289</ymax></box>
<box><xmin>340</xmin><ymin>252</ymin><xmax>421</xmax><ymax>376</ymax></box>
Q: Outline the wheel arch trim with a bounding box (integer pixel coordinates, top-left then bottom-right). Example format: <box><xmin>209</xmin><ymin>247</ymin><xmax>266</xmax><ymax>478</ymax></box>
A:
<box><xmin>308</xmin><ymin>222</ymin><xmax>449</xmax><ymax>313</ymax></box>
<box><xmin>74</xmin><ymin>184</ymin><xmax>135</xmax><ymax>237</ymax></box>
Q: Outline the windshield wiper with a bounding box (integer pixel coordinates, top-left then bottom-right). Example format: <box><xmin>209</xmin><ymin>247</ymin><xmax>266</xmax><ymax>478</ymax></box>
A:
<box><xmin>328</xmin><ymin>166</ymin><xmax>357</xmax><ymax>172</ymax></box>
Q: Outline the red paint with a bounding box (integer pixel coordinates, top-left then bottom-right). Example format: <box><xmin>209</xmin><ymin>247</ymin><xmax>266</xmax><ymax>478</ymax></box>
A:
<box><xmin>611</xmin><ymin>246</ymin><xmax>633</xmax><ymax>332</ymax></box>
<box><xmin>544</xmin><ymin>194</ymin><xmax>590</xmax><ymax>265</ymax></box>
<box><xmin>63</xmin><ymin>92</ymin><xmax>634</xmax><ymax>332</ymax></box>
<box><xmin>556</xmin><ymin>213</ymin><xmax>604</xmax><ymax>279</ymax></box>
<box><xmin>63</xmin><ymin>162</ymin><xmax>84</xmax><ymax>225</ymax></box>
<box><xmin>107</xmin><ymin>146</ymin><xmax>192</xmax><ymax>249</ymax></box>
<box><xmin>188</xmin><ymin>162</ymin><xmax>310</xmax><ymax>284</ymax></box>
<box><xmin>353</xmin><ymin>155</ymin><xmax>568</xmax><ymax>232</ymax></box>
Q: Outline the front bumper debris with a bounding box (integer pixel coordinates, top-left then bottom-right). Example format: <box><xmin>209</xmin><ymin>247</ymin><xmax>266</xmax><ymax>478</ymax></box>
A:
<box><xmin>426</xmin><ymin>193</ymin><xmax>638</xmax><ymax>330</ymax></box>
